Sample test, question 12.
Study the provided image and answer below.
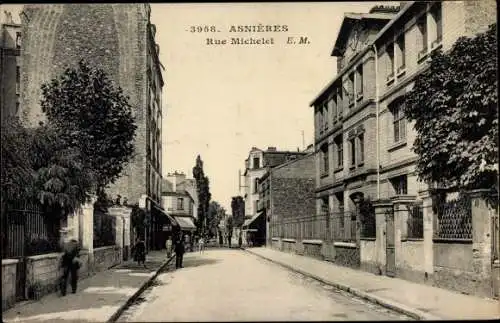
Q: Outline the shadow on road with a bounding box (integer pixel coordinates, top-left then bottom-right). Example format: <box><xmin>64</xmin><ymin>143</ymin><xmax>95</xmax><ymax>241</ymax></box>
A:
<box><xmin>181</xmin><ymin>257</ymin><xmax>220</xmax><ymax>269</ymax></box>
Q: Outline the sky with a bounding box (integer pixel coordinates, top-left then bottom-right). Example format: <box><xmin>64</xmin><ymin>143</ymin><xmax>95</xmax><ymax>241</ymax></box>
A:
<box><xmin>2</xmin><ymin>2</ymin><xmax>392</xmax><ymax>211</ymax></box>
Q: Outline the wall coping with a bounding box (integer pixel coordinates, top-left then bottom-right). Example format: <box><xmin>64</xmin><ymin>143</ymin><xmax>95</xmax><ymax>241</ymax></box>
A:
<box><xmin>334</xmin><ymin>241</ymin><xmax>357</xmax><ymax>248</ymax></box>
<box><xmin>282</xmin><ymin>238</ymin><xmax>296</xmax><ymax>243</ymax></box>
<box><xmin>302</xmin><ymin>239</ymin><xmax>323</xmax><ymax>245</ymax></box>
<box><xmin>2</xmin><ymin>259</ymin><xmax>19</xmax><ymax>265</ymax></box>
<box><xmin>391</xmin><ymin>195</ymin><xmax>417</xmax><ymax>203</ymax></box>
<box><xmin>28</xmin><ymin>252</ymin><xmax>62</xmax><ymax>261</ymax></box>
<box><xmin>271</xmin><ymin>237</ymin><xmax>280</xmax><ymax>241</ymax></box>
<box><xmin>94</xmin><ymin>245</ymin><xmax>117</xmax><ymax>252</ymax></box>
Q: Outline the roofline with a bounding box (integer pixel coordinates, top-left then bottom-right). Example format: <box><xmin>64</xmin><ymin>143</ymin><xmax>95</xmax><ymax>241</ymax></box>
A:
<box><xmin>331</xmin><ymin>13</ymin><xmax>396</xmax><ymax>57</ymax></box>
<box><xmin>271</xmin><ymin>151</ymin><xmax>315</xmax><ymax>172</ymax></box>
<box><xmin>310</xmin><ymin>1</ymin><xmax>416</xmax><ymax>107</ymax></box>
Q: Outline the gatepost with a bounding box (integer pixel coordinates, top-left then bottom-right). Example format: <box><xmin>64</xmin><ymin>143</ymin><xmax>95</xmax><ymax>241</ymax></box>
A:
<box><xmin>373</xmin><ymin>200</ymin><xmax>392</xmax><ymax>275</ymax></box>
<box><xmin>391</xmin><ymin>195</ymin><xmax>417</xmax><ymax>270</ymax></box>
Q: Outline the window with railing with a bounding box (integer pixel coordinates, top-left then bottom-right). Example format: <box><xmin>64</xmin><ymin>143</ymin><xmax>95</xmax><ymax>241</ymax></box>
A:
<box><xmin>407</xmin><ymin>203</ymin><xmax>424</xmax><ymax>239</ymax></box>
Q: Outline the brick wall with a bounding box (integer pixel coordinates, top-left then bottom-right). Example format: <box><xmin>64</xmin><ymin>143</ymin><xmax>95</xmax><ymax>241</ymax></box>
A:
<box><xmin>20</xmin><ymin>4</ymin><xmax>152</xmax><ymax>205</ymax></box>
<box><xmin>271</xmin><ymin>154</ymin><xmax>316</xmax><ymax>220</ymax></box>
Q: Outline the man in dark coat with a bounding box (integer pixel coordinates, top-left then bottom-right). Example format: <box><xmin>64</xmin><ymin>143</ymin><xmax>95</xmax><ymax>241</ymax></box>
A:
<box><xmin>60</xmin><ymin>238</ymin><xmax>80</xmax><ymax>296</ymax></box>
<box><xmin>174</xmin><ymin>238</ymin><xmax>185</xmax><ymax>269</ymax></box>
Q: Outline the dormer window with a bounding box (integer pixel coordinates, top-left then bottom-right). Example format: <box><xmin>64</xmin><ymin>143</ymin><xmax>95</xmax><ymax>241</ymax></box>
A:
<box><xmin>15</xmin><ymin>32</ymin><xmax>21</xmax><ymax>49</ymax></box>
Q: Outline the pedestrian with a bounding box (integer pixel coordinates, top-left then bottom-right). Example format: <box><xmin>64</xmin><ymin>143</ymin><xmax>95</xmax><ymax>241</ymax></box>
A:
<box><xmin>174</xmin><ymin>238</ymin><xmax>185</xmax><ymax>269</ymax></box>
<box><xmin>198</xmin><ymin>236</ymin><xmax>205</xmax><ymax>254</ymax></box>
<box><xmin>165</xmin><ymin>236</ymin><xmax>173</xmax><ymax>258</ymax></box>
<box><xmin>238</xmin><ymin>232</ymin><xmax>243</xmax><ymax>249</ymax></box>
<box><xmin>60</xmin><ymin>238</ymin><xmax>81</xmax><ymax>296</ymax></box>
<box><xmin>135</xmin><ymin>237</ymin><xmax>146</xmax><ymax>267</ymax></box>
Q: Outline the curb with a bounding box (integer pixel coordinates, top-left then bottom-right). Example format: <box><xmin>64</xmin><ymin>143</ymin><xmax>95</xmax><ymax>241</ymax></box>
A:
<box><xmin>244</xmin><ymin>249</ymin><xmax>441</xmax><ymax>321</ymax></box>
<box><xmin>106</xmin><ymin>255</ymin><xmax>176</xmax><ymax>323</ymax></box>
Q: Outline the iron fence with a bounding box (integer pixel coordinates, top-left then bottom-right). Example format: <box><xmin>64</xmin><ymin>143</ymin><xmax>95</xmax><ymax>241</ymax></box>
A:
<box><xmin>330</xmin><ymin>212</ymin><xmax>357</xmax><ymax>242</ymax></box>
<box><xmin>434</xmin><ymin>194</ymin><xmax>472</xmax><ymax>240</ymax></box>
<box><xmin>407</xmin><ymin>203</ymin><xmax>424</xmax><ymax>239</ymax></box>
<box><xmin>93</xmin><ymin>209</ymin><xmax>116</xmax><ymax>248</ymax></box>
<box><xmin>1</xmin><ymin>200</ymin><xmax>60</xmax><ymax>259</ymax></box>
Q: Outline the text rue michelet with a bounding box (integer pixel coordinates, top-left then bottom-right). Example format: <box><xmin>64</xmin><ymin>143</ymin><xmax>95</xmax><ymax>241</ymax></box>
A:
<box><xmin>205</xmin><ymin>36</ymin><xmax>310</xmax><ymax>46</ymax></box>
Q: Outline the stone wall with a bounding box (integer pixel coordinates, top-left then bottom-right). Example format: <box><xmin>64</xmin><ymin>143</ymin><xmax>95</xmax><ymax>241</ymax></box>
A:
<box><xmin>2</xmin><ymin>259</ymin><xmax>18</xmax><ymax>311</ymax></box>
<box><xmin>282</xmin><ymin>239</ymin><xmax>296</xmax><ymax>254</ymax></box>
<box><xmin>334</xmin><ymin>244</ymin><xmax>360</xmax><ymax>268</ymax></box>
<box><xmin>92</xmin><ymin>246</ymin><xmax>121</xmax><ymax>273</ymax></box>
<box><xmin>302</xmin><ymin>240</ymin><xmax>323</xmax><ymax>259</ymax></box>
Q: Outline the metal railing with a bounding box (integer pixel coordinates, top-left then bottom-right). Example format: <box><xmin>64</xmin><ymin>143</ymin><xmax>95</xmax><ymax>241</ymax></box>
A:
<box><xmin>330</xmin><ymin>212</ymin><xmax>357</xmax><ymax>242</ymax></box>
<box><xmin>407</xmin><ymin>203</ymin><xmax>424</xmax><ymax>239</ymax></box>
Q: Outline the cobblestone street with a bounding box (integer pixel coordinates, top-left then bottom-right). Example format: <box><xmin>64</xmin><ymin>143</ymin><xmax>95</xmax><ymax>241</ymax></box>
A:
<box><xmin>118</xmin><ymin>249</ymin><xmax>412</xmax><ymax>322</ymax></box>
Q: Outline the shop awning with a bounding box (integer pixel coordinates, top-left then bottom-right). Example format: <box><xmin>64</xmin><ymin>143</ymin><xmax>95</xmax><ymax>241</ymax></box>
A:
<box><xmin>174</xmin><ymin>216</ymin><xmax>196</xmax><ymax>231</ymax></box>
<box><xmin>152</xmin><ymin>204</ymin><xmax>178</xmax><ymax>226</ymax></box>
<box><xmin>243</xmin><ymin>212</ymin><xmax>263</xmax><ymax>229</ymax></box>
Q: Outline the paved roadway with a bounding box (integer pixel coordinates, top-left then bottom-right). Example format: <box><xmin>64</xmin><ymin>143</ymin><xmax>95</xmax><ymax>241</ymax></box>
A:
<box><xmin>118</xmin><ymin>249</ymin><xmax>413</xmax><ymax>322</ymax></box>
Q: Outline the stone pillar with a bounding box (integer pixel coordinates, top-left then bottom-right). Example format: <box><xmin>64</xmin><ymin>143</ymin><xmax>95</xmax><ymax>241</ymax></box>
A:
<box><xmin>80</xmin><ymin>199</ymin><xmax>95</xmax><ymax>268</ymax></box>
<box><xmin>66</xmin><ymin>208</ymin><xmax>80</xmax><ymax>241</ymax></box>
<box><xmin>122</xmin><ymin>207</ymin><xmax>132</xmax><ymax>261</ymax></box>
<box><xmin>469</xmin><ymin>189</ymin><xmax>495</xmax><ymax>294</ymax></box>
<box><xmin>109</xmin><ymin>207</ymin><xmax>125</xmax><ymax>265</ymax></box>
<box><xmin>419</xmin><ymin>189</ymin><xmax>434</xmax><ymax>276</ymax></box>
<box><xmin>373</xmin><ymin>200</ymin><xmax>392</xmax><ymax>275</ymax></box>
<box><xmin>391</xmin><ymin>195</ymin><xmax>417</xmax><ymax>268</ymax></box>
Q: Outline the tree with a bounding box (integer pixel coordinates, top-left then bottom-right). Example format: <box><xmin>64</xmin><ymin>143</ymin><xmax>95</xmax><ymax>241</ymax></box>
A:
<box><xmin>193</xmin><ymin>155</ymin><xmax>211</xmax><ymax>234</ymax></box>
<box><xmin>207</xmin><ymin>201</ymin><xmax>225</xmax><ymax>238</ymax></box>
<box><xmin>40</xmin><ymin>59</ymin><xmax>137</xmax><ymax>196</ymax></box>
<box><xmin>1</xmin><ymin>117</ymin><xmax>34</xmax><ymax>204</ymax></box>
<box><xmin>404</xmin><ymin>24</ymin><xmax>498</xmax><ymax>191</ymax></box>
<box><xmin>231</xmin><ymin>196</ymin><xmax>245</xmax><ymax>227</ymax></box>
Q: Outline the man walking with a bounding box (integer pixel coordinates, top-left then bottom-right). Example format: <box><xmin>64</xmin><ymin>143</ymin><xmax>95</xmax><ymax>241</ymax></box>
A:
<box><xmin>174</xmin><ymin>238</ymin><xmax>185</xmax><ymax>269</ymax></box>
<box><xmin>60</xmin><ymin>238</ymin><xmax>81</xmax><ymax>296</ymax></box>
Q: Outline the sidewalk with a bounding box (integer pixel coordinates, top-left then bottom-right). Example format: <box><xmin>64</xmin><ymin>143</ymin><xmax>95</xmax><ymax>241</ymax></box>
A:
<box><xmin>2</xmin><ymin>250</ymin><xmax>173</xmax><ymax>323</ymax></box>
<box><xmin>245</xmin><ymin>247</ymin><xmax>500</xmax><ymax>320</ymax></box>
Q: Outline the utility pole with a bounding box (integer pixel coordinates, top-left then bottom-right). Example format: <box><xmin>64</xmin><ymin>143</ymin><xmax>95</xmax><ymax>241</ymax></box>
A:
<box><xmin>301</xmin><ymin>130</ymin><xmax>305</xmax><ymax>150</ymax></box>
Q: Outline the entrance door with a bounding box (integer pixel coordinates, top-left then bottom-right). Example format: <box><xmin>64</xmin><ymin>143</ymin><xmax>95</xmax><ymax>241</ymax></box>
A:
<box><xmin>385</xmin><ymin>208</ymin><xmax>396</xmax><ymax>277</ymax></box>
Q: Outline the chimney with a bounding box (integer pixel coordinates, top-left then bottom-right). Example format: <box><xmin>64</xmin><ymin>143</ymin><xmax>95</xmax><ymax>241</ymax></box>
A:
<box><xmin>267</xmin><ymin>147</ymin><xmax>277</xmax><ymax>152</ymax></box>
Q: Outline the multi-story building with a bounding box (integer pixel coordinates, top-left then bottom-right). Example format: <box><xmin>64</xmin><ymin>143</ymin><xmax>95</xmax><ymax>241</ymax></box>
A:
<box><xmin>19</xmin><ymin>4</ymin><xmax>164</xmax><ymax>208</ymax></box>
<box><xmin>243</xmin><ymin>152</ymin><xmax>315</xmax><ymax>247</ymax></box>
<box><xmin>309</xmin><ymin>0</ymin><xmax>497</xmax><ymax>297</ymax></box>
<box><xmin>242</xmin><ymin>147</ymin><xmax>308</xmax><ymax>221</ymax></box>
<box><xmin>161</xmin><ymin>172</ymin><xmax>197</xmax><ymax>245</ymax></box>
<box><xmin>0</xmin><ymin>11</ymin><xmax>21</xmax><ymax>123</ymax></box>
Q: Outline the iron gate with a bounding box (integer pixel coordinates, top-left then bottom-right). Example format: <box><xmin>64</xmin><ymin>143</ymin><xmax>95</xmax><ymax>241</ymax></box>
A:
<box><xmin>385</xmin><ymin>207</ymin><xmax>396</xmax><ymax>277</ymax></box>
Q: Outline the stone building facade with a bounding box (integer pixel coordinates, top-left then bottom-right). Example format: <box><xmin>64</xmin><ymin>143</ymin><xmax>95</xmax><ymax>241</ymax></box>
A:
<box><xmin>19</xmin><ymin>4</ymin><xmax>164</xmax><ymax>206</ymax></box>
<box><xmin>0</xmin><ymin>11</ymin><xmax>21</xmax><ymax>123</ymax></box>
<box><xmin>309</xmin><ymin>0</ymin><xmax>497</xmax><ymax>298</ymax></box>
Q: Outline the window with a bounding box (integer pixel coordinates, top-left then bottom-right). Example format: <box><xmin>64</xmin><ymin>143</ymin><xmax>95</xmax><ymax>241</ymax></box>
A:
<box><xmin>15</xmin><ymin>32</ymin><xmax>21</xmax><ymax>49</ymax></box>
<box><xmin>387</xmin><ymin>42</ymin><xmax>395</xmax><ymax>80</ymax></box>
<box><xmin>321</xmin><ymin>196</ymin><xmax>329</xmax><ymax>215</ymax></box>
<box><xmin>349</xmin><ymin>138</ymin><xmax>356</xmax><ymax>167</ymax></box>
<box><xmin>391</xmin><ymin>175</ymin><xmax>408</xmax><ymax>195</ymax></box>
<box><xmin>396</xmin><ymin>34</ymin><xmax>405</xmax><ymax>72</ymax></box>
<box><xmin>266</xmin><ymin>200</ymin><xmax>270</xmax><ymax>209</ymax></box>
<box><xmin>329</xmin><ymin>95</ymin><xmax>336</xmax><ymax>123</ymax></box>
<box><xmin>254</xmin><ymin>200</ymin><xmax>258</xmax><ymax>213</ymax></box>
<box><xmin>417</xmin><ymin>15</ymin><xmax>428</xmax><ymax>57</ymax></box>
<box><xmin>253</xmin><ymin>157</ymin><xmax>260</xmax><ymax>169</ymax></box>
<box><xmin>322</xmin><ymin>101</ymin><xmax>328</xmax><ymax>131</ymax></box>
<box><xmin>317</xmin><ymin>105</ymin><xmax>324</xmax><ymax>135</ymax></box>
<box><xmin>334</xmin><ymin>135</ymin><xmax>343</xmax><ymax>168</ymax></box>
<box><xmin>348</xmin><ymin>73</ymin><xmax>355</xmax><ymax>105</ymax></box>
<box><xmin>254</xmin><ymin>178</ymin><xmax>259</xmax><ymax>193</ymax></box>
<box><xmin>356</xmin><ymin>65</ymin><xmax>363</xmax><ymax>99</ymax></box>
<box><xmin>337</xmin><ymin>88</ymin><xmax>343</xmax><ymax>119</ymax></box>
<box><xmin>15</xmin><ymin>101</ymin><xmax>20</xmax><ymax>114</ymax></box>
<box><xmin>177</xmin><ymin>198</ymin><xmax>184</xmax><ymax>210</ymax></box>
<box><xmin>335</xmin><ymin>192</ymin><xmax>344</xmax><ymax>212</ymax></box>
<box><xmin>392</xmin><ymin>101</ymin><xmax>406</xmax><ymax>143</ymax></box>
<box><xmin>321</xmin><ymin>143</ymin><xmax>329</xmax><ymax>175</ymax></box>
<box><xmin>430</xmin><ymin>3</ymin><xmax>442</xmax><ymax>48</ymax></box>
<box><xmin>357</xmin><ymin>133</ymin><xmax>364</xmax><ymax>164</ymax></box>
